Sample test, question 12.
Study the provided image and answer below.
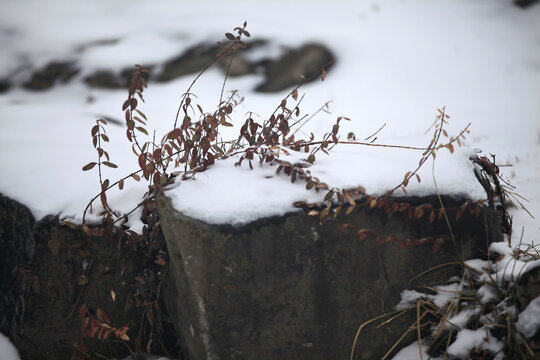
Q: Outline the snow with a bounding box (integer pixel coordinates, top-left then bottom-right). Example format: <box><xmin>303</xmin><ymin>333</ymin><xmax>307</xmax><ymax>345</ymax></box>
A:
<box><xmin>395</xmin><ymin>289</ymin><xmax>427</xmax><ymax>310</ymax></box>
<box><xmin>1</xmin><ymin>0</ymin><xmax>538</xmax><ymax>230</ymax></box>
<box><xmin>1</xmin><ymin>0</ymin><xmax>540</xmax><ymax>358</ymax></box>
<box><xmin>447</xmin><ymin>307</ymin><xmax>481</xmax><ymax>329</ymax></box>
<box><xmin>516</xmin><ymin>296</ymin><xmax>540</xmax><ymax>339</ymax></box>
<box><xmin>0</xmin><ymin>333</ymin><xmax>20</xmax><ymax>360</ymax></box>
<box><xmin>391</xmin><ymin>341</ymin><xmax>434</xmax><ymax>360</ymax></box>
<box><xmin>477</xmin><ymin>283</ymin><xmax>498</xmax><ymax>303</ymax></box>
<box><xmin>447</xmin><ymin>329</ymin><xmax>504</xmax><ymax>358</ymax></box>
<box><xmin>431</xmin><ymin>282</ymin><xmax>461</xmax><ymax>309</ymax></box>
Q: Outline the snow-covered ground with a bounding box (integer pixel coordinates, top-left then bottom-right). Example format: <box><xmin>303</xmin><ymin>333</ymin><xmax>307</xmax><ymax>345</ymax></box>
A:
<box><xmin>1</xmin><ymin>0</ymin><xmax>539</xmax><ymax>358</ymax></box>
<box><xmin>0</xmin><ymin>333</ymin><xmax>20</xmax><ymax>360</ymax></box>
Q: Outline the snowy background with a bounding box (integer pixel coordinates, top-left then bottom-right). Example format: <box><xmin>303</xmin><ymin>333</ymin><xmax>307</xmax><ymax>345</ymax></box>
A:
<box><xmin>1</xmin><ymin>0</ymin><xmax>539</xmax><ymax>358</ymax></box>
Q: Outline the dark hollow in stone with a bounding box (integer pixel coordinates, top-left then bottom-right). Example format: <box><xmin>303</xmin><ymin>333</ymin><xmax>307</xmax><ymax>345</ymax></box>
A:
<box><xmin>255</xmin><ymin>43</ymin><xmax>335</xmax><ymax>93</ymax></box>
<box><xmin>157</xmin><ymin>193</ymin><xmax>501</xmax><ymax>360</ymax></box>
<box><xmin>23</xmin><ymin>61</ymin><xmax>79</xmax><ymax>90</ymax></box>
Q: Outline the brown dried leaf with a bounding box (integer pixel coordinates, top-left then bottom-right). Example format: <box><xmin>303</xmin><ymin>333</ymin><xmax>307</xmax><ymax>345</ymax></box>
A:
<box><xmin>102</xmin><ymin>161</ymin><xmax>118</xmax><ymax>168</ymax></box>
<box><xmin>135</xmin><ymin>109</ymin><xmax>147</xmax><ymax>120</ymax></box>
<box><xmin>438</xmin><ymin>208</ymin><xmax>445</xmax><ymax>220</ymax></box>
<box><xmin>82</xmin><ymin>162</ymin><xmax>97</xmax><ymax>171</ymax></box>
<box><xmin>319</xmin><ymin>207</ymin><xmax>330</xmax><ymax>220</ymax></box>
<box><xmin>292</xmin><ymin>88</ymin><xmax>298</xmax><ymax>101</ymax></box>
<box><xmin>403</xmin><ymin>171</ymin><xmax>411</xmax><ymax>187</ymax></box>
<box><xmin>136</xmin><ymin>126</ymin><xmax>148</xmax><ymax>135</ymax></box>
<box><xmin>77</xmin><ymin>275</ymin><xmax>88</xmax><ymax>286</ymax></box>
<box><xmin>324</xmin><ymin>190</ymin><xmax>334</xmax><ymax>201</ymax></box>
<box><xmin>413</xmin><ymin>207</ymin><xmax>424</xmax><ymax>219</ymax></box>
<box><xmin>81</xmin><ymin>224</ymin><xmax>91</xmax><ymax>235</ymax></box>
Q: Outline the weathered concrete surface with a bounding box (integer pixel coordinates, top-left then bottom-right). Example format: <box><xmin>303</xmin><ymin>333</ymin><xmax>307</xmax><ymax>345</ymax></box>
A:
<box><xmin>157</xmin><ymin>194</ymin><xmax>501</xmax><ymax>360</ymax></box>
<box><xmin>0</xmin><ymin>194</ymin><xmax>177</xmax><ymax>360</ymax></box>
<box><xmin>0</xmin><ymin>194</ymin><xmax>35</xmax><ymax>335</ymax></box>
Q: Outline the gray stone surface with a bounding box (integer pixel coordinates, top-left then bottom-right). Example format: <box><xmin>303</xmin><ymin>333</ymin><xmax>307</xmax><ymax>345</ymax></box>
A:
<box><xmin>514</xmin><ymin>0</ymin><xmax>538</xmax><ymax>9</ymax></box>
<box><xmin>255</xmin><ymin>43</ymin><xmax>334</xmax><ymax>93</ymax></box>
<box><xmin>23</xmin><ymin>61</ymin><xmax>79</xmax><ymax>90</ymax></box>
<box><xmin>157</xmin><ymin>193</ymin><xmax>500</xmax><ymax>360</ymax></box>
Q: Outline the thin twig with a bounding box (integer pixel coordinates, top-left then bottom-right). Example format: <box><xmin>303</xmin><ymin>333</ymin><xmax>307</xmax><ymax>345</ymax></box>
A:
<box><xmin>290</xmin><ymin>100</ymin><xmax>332</xmax><ymax>137</ymax></box>
<box><xmin>364</xmin><ymin>123</ymin><xmax>386</xmax><ymax>141</ymax></box>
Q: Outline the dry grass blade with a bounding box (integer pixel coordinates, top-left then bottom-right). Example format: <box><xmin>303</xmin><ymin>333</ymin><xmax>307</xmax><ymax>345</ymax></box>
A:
<box><xmin>350</xmin><ymin>309</ymin><xmax>409</xmax><ymax>360</ymax></box>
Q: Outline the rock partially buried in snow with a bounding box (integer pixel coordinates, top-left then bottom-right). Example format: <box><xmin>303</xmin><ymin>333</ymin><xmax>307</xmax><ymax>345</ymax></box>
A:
<box><xmin>0</xmin><ymin>79</ymin><xmax>11</xmax><ymax>93</ymax></box>
<box><xmin>514</xmin><ymin>0</ymin><xmax>539</xmax><ymax>9</ymax></box>
<box><xmin>157</xmin><ymin>192</ymin><xmax>500</xmax><ymax>360</ymax></box>
<box><xmin>0</xmin><ymin>39</ymin><xmax>332</xmax><ymax>93</ymax></box>
<box><xmin>156</xmin><ymin>40</ymin><xmax>263</xmax><ymax>82</ymax></box>
<box><xmin>23</xmin><ymin>61</ymin><xmax>79</xmax><ymax>90</ymax></box>
<box><xmin>84</xmin><ymin>67</ymin><xmax>151</xmax><ymax>89</ymax></box>
<box><xmin>255</xmin><ymin>43</ymin><xmax>334</xmax><ymax>93</ymax></box>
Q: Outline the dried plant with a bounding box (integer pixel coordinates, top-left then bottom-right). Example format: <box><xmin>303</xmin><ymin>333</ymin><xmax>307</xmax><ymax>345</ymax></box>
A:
<box><xmin>72</xmin><ymin>22</ymin><xmax>478</xmax><ymax>359</ymax></box>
